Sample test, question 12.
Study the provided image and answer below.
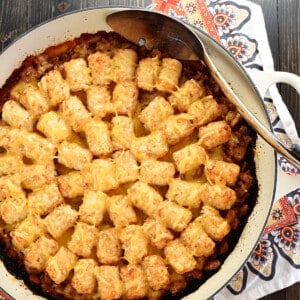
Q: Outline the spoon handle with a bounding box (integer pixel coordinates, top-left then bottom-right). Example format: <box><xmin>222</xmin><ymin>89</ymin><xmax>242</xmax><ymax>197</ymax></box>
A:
<box><xmin>203</xmin><ymin>50</ymin><xmax>300</xmax><ymax>169</ymax></box>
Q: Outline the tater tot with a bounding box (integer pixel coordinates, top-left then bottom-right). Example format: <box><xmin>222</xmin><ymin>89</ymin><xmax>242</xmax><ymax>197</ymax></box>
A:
<box><xmin>27</xmin><ymin>182</ymin><xmax>63</xmax><ymax>216</ymax></box>
<box><xmin>164</xmin><ymin>239</ymin><xmax>196</xmax><ymax>274</ymax></box>
<box><xmin>166</xmin><ymin>178</ymin><xmax>203</xmax><ymax>209</ymax></box>
<box><xmin>120</xmin><ymin>264</ymin><xmax>148</xmax><ymax>299</ymax></box>
<box><xmin>112</xmin><ymin>81</ymin><xmax>138</xmax><ymax>117</ymax></box>
<box><xmin>108</xmin><ymin>195</ymin><xmax>137</xmax><ymax>228</ymax></box>
<box><xmin>24</xmin><ymin>236</ymin><xmax>59</xmax><ymax>272</ymax></box>
<box><xmin>2</xmin><ymin>100</ymin><xmax>34</xmax><ymax>131</ymax></box>
<box><xmin>200</xmin><ymin>183</ymin><xmax>237</xmax><ymax>210</ymax></box>
<box><xmin>44</xmin><ymin>205</ymin><xmax>77</xmax><ymax>239</ymax></box>
<box><xmin>20</xmin><ymin>163</ymin><xmax>56</xmax><ymax>190</ymax></box>
<box><xmin>84</xmin><ymin>159</ymin><xmax>119</xmax><ymax>192</ymax></box>
<box><xmin>142</xmin><ymin>255</ymin><xmax>170</xmax><ymax>291</ymax></box>
<box><xmin>120</xmin><ymin>225</ymin><xmax>148</xmax><ymax>264</ymax></box>
<box><xmin>173</xmin><ymin>143</ymin><xmax>206</xmax><ymax>174</ymax></box>
<box><xmin>169</xmin><ymin>79</ymin><xmax>205</xmax><ymax>112</ymax></box>
<box><xmin>57</xmin><ymin>170</ymin><xmax>85</xmax><ymax>198</ymax></box>
<box><xmin>112</xmin><ymin>48</ymin><xmax>138</xmax><ymax>82</ymax></box>
<box><xmin>142</xmin><ymin>217</ymin><xmax>173</xmax><ymax>249</ymax></box>
<box><xmin>0</xmin><ymin>195</ymin><xmax>27</xmax><ymax>224</ymax></box>
<box><xmin>162</xmin><ymin>113</ymin><xmax>194</xmax><ymax>145</ymax></box>
<box><xmin>64</xmin><ymin>58</ymin><xmax>91</xmax><ymax>91</ymax></box>
<box><xmin>127</xmin><ymin>181</ymin><xmax>163</xmax><ymax>216</ymax></box>
<box><xmin>180</xmin><ymin>221</ymin><xmax>215</xmax><ymax>257</ymax></box>
<box><xmin>68</xmin><ymin>222</ymin><xmax>99</xmax><ymax>257</ymax></box>
<box><xmin>111</xmin><ymin>116</ymin><xmax>135</xmax><ymax>150</ymax></box>
<box><xmin>138</xmin><ymin>96</ymin><xmax>174</xmax><ymax>132</ymax></box>
<box><xmin>71</xmin><ymin>259</ymin><xmax>97</xmax><ymax>294</ymax></box>
<box><xmin>86</xmin><ymin>85</ymin><xmax>113</xmax><ymax>118</ymax></box>
<box><xmin>139</xmin><ymin>160</ymin><xmax>175</xmax><ymax>186</ymax></box>
<box><xmin>198</xmin><ymin>120</ymin><xmax>232</xmax><ymax>149</ymax></box>
<box><xmin>18</xmin><ymin>85</ymin><xmax>50</xmax><ymax>119</ymax></box>
<box><xmin>187</xmin><ymin>95</ymin><xmax>222</xmax><ymax>127</ymax></box>
<box><xmin>136</xmin><ymin>56</ymin><xmax>160</xmax><ymax>91</ymax></box>
<box><xmin>158</xmin><ymin>201</ymin><xmax>192</xmax><ymax>232</ymax></box>
<box><xmin>97</xmin><ymin>228</ymin><xmax>122</xmax><ymax>265</ymax></box>
<box><xmin>95</xmin><ymin>265</ymin><xmax>124</xmax><ymax>300</ymax></box>
<box><xmin>205</xmin><ymin>160</ymin><xmax>240</xmax><ymax>186</ymax></box>
<box><xmin>39</xmin><ymin>69</ymin><xmax>70</xmax><ymax>107</ymax></box>
<box><xmin>87</xmin><ymin>51</ymin><xmax>112</xmax><ymax>85</ymax></box>
<box><xmin>130</xmin><ymin>131</ymin><xmax>169</xmax><ymax>162</ymax></box>
<box><xmin>36</xmin><ymin>111</ymin><xmax>72</xmax><ymax>144</ymax></box>
<box><xmin>83</xmin><ymin>119</ymin><xmax>113</xmax><ymax>156</ymax></box>
<box><xmin>58</xmin><ymin>141</ymin><xmax>92</xmax><ymax>170</ymax></box>
<box><xmin>79</xmin><ymin>190</ymin><xmax>108</xmax><ymax>226</ymax></box>
<box><xmin>17</xmin><ymin>131</ymin><xmax>56</xmax><ymax>163</ymax></box>
<box><xmin>46</xmin><ymin>246</ymin><xmax>78</xmax><ymax>285</ymax></box>
<box><xmin>156</xmin><ymin>58</ymin><xmax>182</xmax><ymax>92</ymax></box>
<box><xmin>10</xmin><ymin>216</ymin><xmax>45</xmax><ymax>251</ymax></box>
<box><xmin>60</xmin><ymin>95</ymin><xmax>91</xmax><ymax>132</ymax></box>
<box><xmin>113</xmin><ymin>150</ymin><xmax>139</xmax><ymax>184</ymax></box>
<box><xmin>196</xmin><ymin>205</ymin><xmax>231</xmax><ymax>241</ymax></box>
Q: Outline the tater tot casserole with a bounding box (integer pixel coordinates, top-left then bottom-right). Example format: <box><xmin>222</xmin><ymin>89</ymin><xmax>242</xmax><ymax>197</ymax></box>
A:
<box><xmin>0</xmin><ymin>31</ymin><xmax>257</xmax><ymax>299</ymax></box>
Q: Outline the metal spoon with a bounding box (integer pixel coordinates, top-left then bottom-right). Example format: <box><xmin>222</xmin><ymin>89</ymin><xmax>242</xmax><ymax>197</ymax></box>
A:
<box><xmin>106</xmin><ymin>9</ymin><xmax>300</xmax><ymax>169</ymax></box>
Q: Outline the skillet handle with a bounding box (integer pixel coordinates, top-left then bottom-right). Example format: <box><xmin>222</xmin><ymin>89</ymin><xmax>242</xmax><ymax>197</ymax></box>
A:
<box><xmin>247</xmin><ymin>69</ymin><xmax>300</xmax><ymax>97</ymax></box>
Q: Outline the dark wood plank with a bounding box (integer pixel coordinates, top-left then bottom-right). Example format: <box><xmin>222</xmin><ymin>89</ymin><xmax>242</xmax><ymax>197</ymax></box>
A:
<box><xmin>251</xmin><ymin>1</ymin><xmax>300</xmax><ymax>298</ymax></box>
<box><xmin>251</xmin><ymin>0</ymin><xmax>299</xmax><ymax>134</ymax></box>
<box><xmin>277</xmin><ymin>0</ymin><xmax>300</xmax><ymax>133</ymax></box>
<box><xmin>0</xmin><ymin>0</ymin><xmax>29</xmax><ymax>51</ymax></box>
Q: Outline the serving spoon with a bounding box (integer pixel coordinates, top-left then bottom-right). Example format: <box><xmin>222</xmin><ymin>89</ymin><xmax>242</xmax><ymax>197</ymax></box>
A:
<box><xmin>106</xmin><ymin>9</ymin><xmax>300</xmax><ymax>169</ymax></box>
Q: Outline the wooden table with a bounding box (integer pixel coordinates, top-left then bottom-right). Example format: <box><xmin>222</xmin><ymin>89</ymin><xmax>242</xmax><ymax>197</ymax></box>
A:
<box><xmin>0</xmin><ymin>0</ymin><xmax>299</xmax><ymax>299</ymax></box>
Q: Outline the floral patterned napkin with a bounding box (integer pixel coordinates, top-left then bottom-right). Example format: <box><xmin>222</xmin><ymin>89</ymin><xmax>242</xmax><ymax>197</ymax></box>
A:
<box><xmin>147</xmin><ymin>1</ymin><xmax>300</xmax><ymax>299</ymax></box>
